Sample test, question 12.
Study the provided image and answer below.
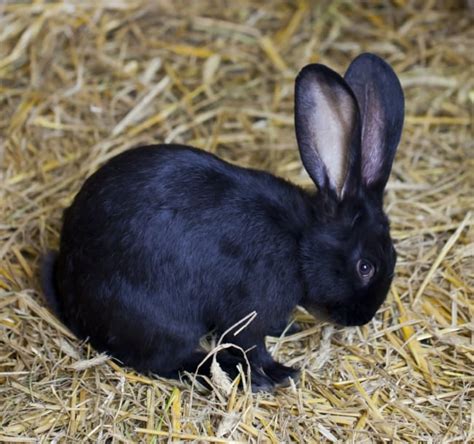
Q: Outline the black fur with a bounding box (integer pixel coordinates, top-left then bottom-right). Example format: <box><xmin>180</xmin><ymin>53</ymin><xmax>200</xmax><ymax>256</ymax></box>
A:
<box><xmin>40</xmin><ymin>250</ymin><xmax>60</xmax><ymax>316</ymax></box>
<box><xmin>41</xmin><ymin>53</ymin><xmax>404</xmax><ymax>391</ymax></box>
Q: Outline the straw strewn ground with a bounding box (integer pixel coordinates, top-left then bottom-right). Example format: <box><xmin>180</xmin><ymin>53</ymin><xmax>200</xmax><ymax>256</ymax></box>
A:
<box><xmin>1</xmin><ymin>0</ymin><xmax>473</xmax><ymax>442</ymax></box>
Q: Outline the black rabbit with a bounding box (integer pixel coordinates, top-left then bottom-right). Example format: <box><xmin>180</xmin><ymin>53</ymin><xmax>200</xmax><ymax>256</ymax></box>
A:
<box><xmin>42</xmin><ymin>53</ymin><xmax>404</xmax><ymax>390</ymax></box>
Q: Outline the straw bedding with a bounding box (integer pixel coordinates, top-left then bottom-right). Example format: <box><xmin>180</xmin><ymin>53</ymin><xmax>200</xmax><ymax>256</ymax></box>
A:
<box><xmin>0</xmin><ymin>0</ymin><xmax>472</xmax><ymax>442</ymax></box>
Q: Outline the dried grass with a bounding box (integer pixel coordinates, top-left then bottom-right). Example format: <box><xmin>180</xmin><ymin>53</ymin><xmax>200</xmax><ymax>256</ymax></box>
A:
<box><xmin>1</xmin><ymin>0</ymin><xmax>473</xmax><ymax>442</ymax></box>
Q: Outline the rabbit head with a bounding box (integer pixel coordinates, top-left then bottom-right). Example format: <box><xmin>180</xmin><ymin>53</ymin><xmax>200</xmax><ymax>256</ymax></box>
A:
<box><xmin>295</xmin><ymin>53</ymin><xmax>404</xmax><ymax>326</ymax></box>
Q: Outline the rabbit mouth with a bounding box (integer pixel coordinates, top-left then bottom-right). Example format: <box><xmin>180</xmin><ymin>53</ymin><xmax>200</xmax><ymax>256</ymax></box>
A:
<box><xmin>335</xmin><ymin>313</ymin><xmax>377</xmax><ymax>327</ymax></box>
<box><xmin>330</xmin><ymin>304</ymin><xmax>382</xmax><ymax>327</ymax></box>
<box><xmin>308</xmin><ymin>303</ymin><xmax>380</xmax><ymax>327</ymax></box>
<box><xmin>304</xmin><ymin>290</ymin><xmax>387</xmax><ymax>327</ymax></box>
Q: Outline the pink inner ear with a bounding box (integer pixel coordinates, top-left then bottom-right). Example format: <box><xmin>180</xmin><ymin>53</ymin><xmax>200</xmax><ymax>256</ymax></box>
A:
<box><xmin>361</xmin><ymin>87</ymin><xmax>385</xmax><ymax>186</ymax></box>
<box><xmin>306</xmin><ymin>83</ymin><xmax>357</xmax><ymax>196</ymax></box>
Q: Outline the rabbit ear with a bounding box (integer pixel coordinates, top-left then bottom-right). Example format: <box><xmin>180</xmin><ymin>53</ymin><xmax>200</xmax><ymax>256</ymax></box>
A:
<box><xmin>344</xmin><ymin>53</ymin><xmax>404</xmax><ymax>197</ymax></box>
<box><xmin>295</xmin><ymin>64</ymin><xmax>361</xmax><ymax>200</ymax></box>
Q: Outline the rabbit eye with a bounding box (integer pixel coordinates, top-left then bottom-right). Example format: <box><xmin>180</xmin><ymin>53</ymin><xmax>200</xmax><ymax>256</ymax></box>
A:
<box><xmin>357</xmin><ymin>259</ymin><xmax>375</xmax><ymax>280</ymax></box>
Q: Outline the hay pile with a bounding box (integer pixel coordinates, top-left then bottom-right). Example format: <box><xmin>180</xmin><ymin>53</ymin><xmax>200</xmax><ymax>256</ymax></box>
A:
<box><xmin>1</xmin><ymin>0</ymin><xmax>472</xmax><ymax>442</ymax></box>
